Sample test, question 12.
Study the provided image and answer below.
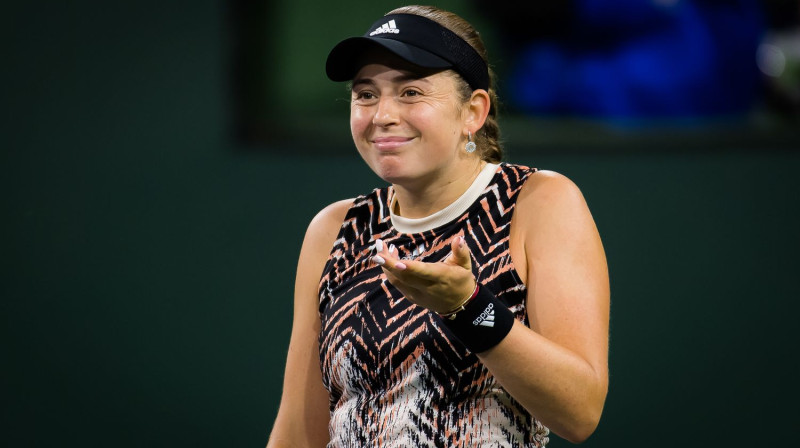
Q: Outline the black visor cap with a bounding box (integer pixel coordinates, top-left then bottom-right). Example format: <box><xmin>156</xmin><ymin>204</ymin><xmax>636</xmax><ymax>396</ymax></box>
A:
<box><xmin>325</xmin><ymin>14</ymin><xmax>489</xmax><ymax>91</ymax></box>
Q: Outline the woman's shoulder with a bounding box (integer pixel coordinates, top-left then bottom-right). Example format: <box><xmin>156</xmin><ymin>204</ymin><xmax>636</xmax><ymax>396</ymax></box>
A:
<box><xmin>527</xmin><ymin>168</ymin><xmax>577</xmax><ymax>185</ymax></box>
<box><xmin>306</xmin><ymin>186</ymin><xmax>390</xmax><ymax>237</ymax></box>
<box><xmin>497</xmin><ymin>163</ymin><xmax>577</xmax><ymax>191</ymax></box>
<box><xmin>514</xmin><ymin>169</ymin><xmax>593</xmax><ymax>230</ymax></box>
<box><xmin>296</xmin><ymin>199</ymin><xmax>356</xmax><ymax>274</ymax></box>
<box><xmin>307</xmin><ymin>199</ymin><xmax>355</xmax><ymax>237</ymax></box>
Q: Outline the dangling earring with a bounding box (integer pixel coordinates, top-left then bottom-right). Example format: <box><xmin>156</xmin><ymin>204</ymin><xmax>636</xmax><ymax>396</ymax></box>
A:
<box><xmin>465</xmin><ymin>131</ymin><xmax>477</xmax><ymax>153</ymax></box>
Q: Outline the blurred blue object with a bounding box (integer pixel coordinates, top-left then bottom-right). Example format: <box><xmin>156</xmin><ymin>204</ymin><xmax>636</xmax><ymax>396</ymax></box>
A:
<box><xmin>507</xmin><ymin>0</ymin><xmax>766</xmax><ymax>122</ymax></box>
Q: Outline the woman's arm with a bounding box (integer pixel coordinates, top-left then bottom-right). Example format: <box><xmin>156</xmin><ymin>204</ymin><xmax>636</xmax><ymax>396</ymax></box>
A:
<box><xmin>374</xmin><ymin>170</ymin><xmax>609</xmax><ymax>443</ymax></box>
<box><xmin>266</xmin><ymin>200</ymin><xmax>353</xmax><ymax>448</ymax></box>
<box><xmin>480</xmin><ymin>171</ymin><xmax>609</xmax><ymax>442</ymax></box>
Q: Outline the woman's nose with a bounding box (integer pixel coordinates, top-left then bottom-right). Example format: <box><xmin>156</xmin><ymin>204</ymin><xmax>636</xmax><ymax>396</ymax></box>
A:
<box><xmin>372</xmin><ymin>96</ymin><xmax>399</xmax><ymax>127</ymax></box>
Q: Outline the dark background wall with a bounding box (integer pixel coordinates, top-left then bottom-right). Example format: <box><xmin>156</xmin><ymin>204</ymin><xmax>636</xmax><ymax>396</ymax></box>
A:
<box><xmin>4</xmin><ymin>1</ymin><xmax>799</xmax><ymax>447</ymax></box>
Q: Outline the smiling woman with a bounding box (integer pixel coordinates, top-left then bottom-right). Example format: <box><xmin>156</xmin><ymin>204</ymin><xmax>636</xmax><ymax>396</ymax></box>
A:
<box><xmin>266</xmin><ymin>5</ymin><xmax>610</xmax><ymax>448</ymax></box>
<box><xmin>348</xmin><ymin>57</ymin><xmax>486</xmax><ymax>198</ymax></box>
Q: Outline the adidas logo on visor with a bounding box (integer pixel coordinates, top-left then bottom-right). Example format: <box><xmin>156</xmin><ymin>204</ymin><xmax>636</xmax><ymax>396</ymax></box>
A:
<box><xmin>369</xmin><ymin>19</ymin><xmax>399</xmax><ymax>36</ymax></box>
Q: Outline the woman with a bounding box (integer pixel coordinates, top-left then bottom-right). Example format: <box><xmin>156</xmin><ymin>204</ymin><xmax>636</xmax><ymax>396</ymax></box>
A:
<box><xmin>267</xmin><ymin>5</ymin><xmax>609</xmax><ymax>447</ymax></box>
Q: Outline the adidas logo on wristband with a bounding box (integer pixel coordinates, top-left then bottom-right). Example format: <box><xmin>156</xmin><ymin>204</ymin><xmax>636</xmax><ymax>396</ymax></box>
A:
<box><xmin>473</xmin><ymin>303</ymin><xmax>495</xmax><ymax>327</ymax></box>
<box><xmin>441</xmin><ymin>288</ymin><xmax>512</xmax><ymax>353</ymax></box>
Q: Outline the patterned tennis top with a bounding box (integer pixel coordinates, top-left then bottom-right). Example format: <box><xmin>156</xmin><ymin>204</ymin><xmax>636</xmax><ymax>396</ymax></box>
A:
<box><xmin>318</xmin><ymin>163</ymin><xmax>550</xmax><ymax>447</ymax></box>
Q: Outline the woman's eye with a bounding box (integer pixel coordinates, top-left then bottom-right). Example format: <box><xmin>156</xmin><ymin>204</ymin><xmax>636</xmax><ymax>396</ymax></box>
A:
<box><xmin>354</xmin><ymin>91</ymin><xmax>375</xmax><ymax>100</ymax></box>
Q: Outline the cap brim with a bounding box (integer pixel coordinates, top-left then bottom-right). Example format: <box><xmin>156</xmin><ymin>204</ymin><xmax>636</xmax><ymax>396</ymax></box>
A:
<box><xmin>326</xmin><ymin>37</ymin><xmax>452</xmax><ymax>82</ymax></box>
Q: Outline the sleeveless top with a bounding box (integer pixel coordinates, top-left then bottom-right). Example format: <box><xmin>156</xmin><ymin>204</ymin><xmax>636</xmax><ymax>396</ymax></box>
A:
<box><xmin>318</xmin><ymin>163</ymin><xmax>550</xmax><ymax>447</ymax></box>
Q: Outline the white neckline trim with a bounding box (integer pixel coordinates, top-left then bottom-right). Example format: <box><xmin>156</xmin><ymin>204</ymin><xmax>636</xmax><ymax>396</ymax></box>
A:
<box><xmin>390</xmin><ymin>163</ymin><xmax>499</xmax><ymax>234</ymax></box>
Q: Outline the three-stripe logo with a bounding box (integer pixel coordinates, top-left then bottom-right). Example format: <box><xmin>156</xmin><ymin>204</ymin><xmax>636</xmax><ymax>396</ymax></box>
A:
<box><xmin>473</xmin><ymin>303</ymin><xmax>496</xmax><ymax>328</ymax></box>
<box><xmin>370</xmin><ymin>20</ymin><xmax>399</xmax><ymax>36</ymax></box>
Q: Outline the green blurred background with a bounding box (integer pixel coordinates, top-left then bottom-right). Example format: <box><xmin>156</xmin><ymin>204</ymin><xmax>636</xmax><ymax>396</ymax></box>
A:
<box><xmin>3</xmin><ymin>1</ymin><xmax>799</xmax><ymax>446</ymax></box>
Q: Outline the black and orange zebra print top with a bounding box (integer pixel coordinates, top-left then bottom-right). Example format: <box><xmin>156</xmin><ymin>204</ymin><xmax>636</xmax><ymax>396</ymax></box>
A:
<box><xmin>318</xmin><ymin>163</ymin><xmax>550</xmax><ymax>447</ymax></box>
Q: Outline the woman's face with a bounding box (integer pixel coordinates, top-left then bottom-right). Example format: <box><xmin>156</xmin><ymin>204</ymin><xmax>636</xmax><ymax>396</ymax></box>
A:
<box><xmin>350</xmin><ymin>56</ymin><xmax>470</xmax><ymax>187</ymax></box>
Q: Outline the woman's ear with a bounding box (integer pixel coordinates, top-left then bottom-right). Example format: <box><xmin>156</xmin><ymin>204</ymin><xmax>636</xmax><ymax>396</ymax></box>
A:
<box><xmin>464</xmin><ymin>89</ymin><xmax>491</xmax><ymax>134</ymax></box>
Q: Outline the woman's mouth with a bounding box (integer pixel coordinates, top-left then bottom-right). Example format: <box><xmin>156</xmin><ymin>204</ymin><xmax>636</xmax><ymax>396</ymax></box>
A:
<box><xmin>372</xmin><ymin>136</ymin><xmax>412</xmax><ymax>151</ymax></box>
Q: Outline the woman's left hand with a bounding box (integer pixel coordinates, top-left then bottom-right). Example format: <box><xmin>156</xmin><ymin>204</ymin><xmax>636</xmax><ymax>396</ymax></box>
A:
<box><xmin>372</xmin><ymin>236</ymin><xmax>476</xmax><ymax>314</ymax></box>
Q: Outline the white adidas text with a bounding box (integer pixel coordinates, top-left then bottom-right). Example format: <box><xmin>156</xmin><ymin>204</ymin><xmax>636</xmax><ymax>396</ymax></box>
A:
<box><xmin>473</xmin><ymin>303</ymin><xmax>495</xmax><ymax>327</ymax></box>
<box><xmin>370</xmin><ymin>20</ymin><xmax>399</xmax><ymax>36</ymax></box>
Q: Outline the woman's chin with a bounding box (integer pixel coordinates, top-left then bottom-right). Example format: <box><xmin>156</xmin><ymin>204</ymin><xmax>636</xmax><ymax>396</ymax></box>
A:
<box><xmin>369</xmin><ymin>159</ymin><xmax>412</xmax><ymax>184</ymax></box>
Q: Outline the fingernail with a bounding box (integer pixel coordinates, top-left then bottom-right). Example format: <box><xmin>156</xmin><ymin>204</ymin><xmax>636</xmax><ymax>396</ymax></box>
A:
<box><xmin>395</xmin><ymin>261</ymin><xmax>407</xmax><ymax>270</ymax></box>
<box><xmin>458</xmin><ymin>236</ymin><xmax>465</xmax><ymax>248</ymax></box>
<box><xmin>376</xmin><ymin>239</ymin><xmax>384</xmax><ymax>252</ymax></box>
<box><xmin>373</xmin><ymin>255</ymin><xmax>386</xmax><ymax>265</ymax></box>
<box><xmin>389</xmin><ymin>244</ymin><xmax>396</xmax><ymax>254</ymax></box>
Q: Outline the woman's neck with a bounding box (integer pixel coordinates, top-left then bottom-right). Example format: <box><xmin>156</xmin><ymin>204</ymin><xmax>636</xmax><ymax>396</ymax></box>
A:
<box><xmin>392</xmin><ymin>159</ymin><xmax>486</xmax><ymax>219</ymax></box>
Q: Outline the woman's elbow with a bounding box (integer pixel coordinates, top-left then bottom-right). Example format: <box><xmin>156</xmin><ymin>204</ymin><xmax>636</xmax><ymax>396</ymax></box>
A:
<box><xmin>559</xmin><ymin>415</ymin><xmax>601</xmax><ymax>444</ymax></box>
<box><xmin>556</xmin><ymin>390</ymin><xmax>607</xmax><ymax>443</ymax></box>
